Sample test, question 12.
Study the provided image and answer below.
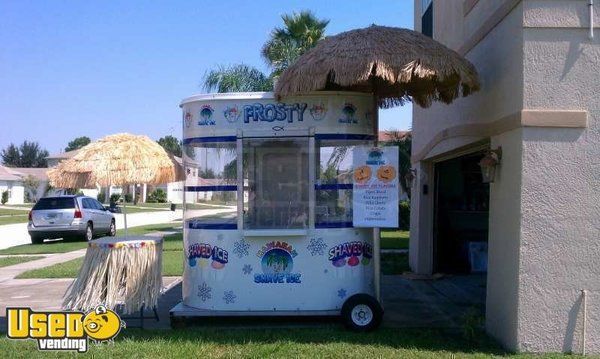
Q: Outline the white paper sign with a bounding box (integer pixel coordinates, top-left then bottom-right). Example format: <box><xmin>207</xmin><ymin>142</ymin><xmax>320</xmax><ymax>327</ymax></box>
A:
<box><xmin>352</xmin><ymin>146</ymin><xmax>399</xmax><ymax>228</ymax></box>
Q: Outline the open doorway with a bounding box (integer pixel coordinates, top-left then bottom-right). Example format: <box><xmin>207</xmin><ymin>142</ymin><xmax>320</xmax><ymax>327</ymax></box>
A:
<box><xmin>433</xmin><ymin>151</ymin><xmax>489</xmax><ymax>274</ymax></box>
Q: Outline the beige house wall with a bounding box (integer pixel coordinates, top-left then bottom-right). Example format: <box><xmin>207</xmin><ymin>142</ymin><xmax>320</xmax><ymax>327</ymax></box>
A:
<box><xmin>516</xmin><ymin>1</ymin><xmax>600</xmax><ymax>353</ymax></box>
<box><xmin>411</xmin><ymin>0</ymin><xmax>599</xmax><ymax>353</ymax></box>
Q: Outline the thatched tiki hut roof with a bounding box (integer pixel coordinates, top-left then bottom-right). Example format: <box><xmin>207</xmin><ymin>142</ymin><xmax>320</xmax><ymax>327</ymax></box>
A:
<box><xmin>48</xmin><ymin>133</ymin><xmax>185</xmax><ymax>189</ymax></box>
<box><xmin>275</xmin><ymin>25</ymin><xmax>480</xmax><ymax>108</ymax></box>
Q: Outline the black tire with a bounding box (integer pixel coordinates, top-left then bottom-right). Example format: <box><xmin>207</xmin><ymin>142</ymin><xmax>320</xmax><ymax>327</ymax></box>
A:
<box><xmin>341</xmin><ymin>294</ymin><xmax>383</xmax><ymax>332</ymax></box>
<box><xmin>108</xmin><ymin>220</ymin><xmax>116</xmax><ymax>237</ymax></box>
<box><xmin>30</xmin><ymin>235</ymin><xmax>43</xmax><ymax>244</ymax></box>
<box><xmin>83</xmin><ymin>223</ymin><xmax>93</xmax><ymax>242</ymax></box>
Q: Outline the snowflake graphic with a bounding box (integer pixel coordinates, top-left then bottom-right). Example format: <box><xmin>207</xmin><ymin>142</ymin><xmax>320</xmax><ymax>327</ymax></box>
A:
<box><xmin>307</xmin><ymin>237</ymin><xmax>327</xmax><ymax>256</ymax></box>
<box><xmin>233</xmin><ymin>238</ymin><xmax>250</xmax><ymax>258</ymax></box>
<box><xmin>337</xmin><ymin>289</ymin><xmax>347</xmax><ymax>299</ymax></box>
<box><xmin>242</xmin><ymin>264</ymin><xmax>253</xmax><ymax>275</ymax></box>
<box><xmin>197</xmin><ymin>282</ymin><xmax>212</xmax><ymax>302</ymax></box>
<box><xmin>223</xmin><ymin>290</ymin><xmax>236</xmax><ymax>304</ymax></box>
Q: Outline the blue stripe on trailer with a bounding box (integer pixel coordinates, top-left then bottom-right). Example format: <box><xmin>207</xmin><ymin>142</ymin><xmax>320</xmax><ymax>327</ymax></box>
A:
<box><xmin>183</xmin><ymin>136</ymin><xmax>237</xmax><ymax>144</ymax></box>
<box><xmin>315</xmin><ymin>221</ymin><xmax>354</xmax><ymax>229</ymax></box>
<box><xmin>187</xmin><ymin>222</ymin><xmax>238</xmax><ymax>230</ymax></box>
<box><xmin>185</xmin><ymin>185</ymin><xmax>237</xmax><ymax>192</ymax></box>
<box><xmin>314</xmin><ymin>134</ymin><xmax>376</xmax><ymax>141</ymax></box>
<box><xmin>314</xmin><ymin>183</ymin><xmax>353</xmax><ymax>190</ymax></box>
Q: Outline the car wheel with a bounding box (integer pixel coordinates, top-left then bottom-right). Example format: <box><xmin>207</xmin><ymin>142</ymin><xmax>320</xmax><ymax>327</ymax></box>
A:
<box><xmin>341</xmin><ymin>294</ymin><xmax>383</xmax><ymax>332</ymax></box>
<box><xmin>84</xmin><ymin>223</ymin><xmax>93</xmax><ymax>242</ymax></box>
<box><xmin>30</xmin><ymin>235</ymin><xmax>43</xmax><ymax>245</ymax></box>
<box><xmin>108</xmin><ymin>220</ymin><xmax>116</xmax><ymax>237</ymax></box>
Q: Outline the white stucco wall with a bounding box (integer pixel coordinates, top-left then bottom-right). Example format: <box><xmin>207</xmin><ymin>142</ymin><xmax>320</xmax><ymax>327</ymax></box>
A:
<box><xmin>411</xmin><ymin>0</ymin><xmax>599</xmax><ymax>353</ymax></box>
<box><xmin>0</xmin><ymin>181</ymin><xmax>25</xmax><ymax>204</ymax></box>
<box><xmin>515</xmin><ymin>1</ymin><xmax>600</xmax><ymax>352</ymax></box>
<box><xmin>486</xmin><ymin>128</ymin><xmax>523</xmax><ymax>350</ymax></box>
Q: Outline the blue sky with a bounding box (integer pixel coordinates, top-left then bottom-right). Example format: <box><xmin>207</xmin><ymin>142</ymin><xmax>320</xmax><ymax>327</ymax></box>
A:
<box><xmin>0</xmin><ymin>0</ymin><xmax>413</xmax><ymax>154</ymax></box>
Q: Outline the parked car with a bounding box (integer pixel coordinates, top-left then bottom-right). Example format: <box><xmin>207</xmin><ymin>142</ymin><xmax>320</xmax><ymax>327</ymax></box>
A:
<box><xmin>27</xmin><ymin>195</ymin><xmax>116</xmax><ymax>244</ymax></box>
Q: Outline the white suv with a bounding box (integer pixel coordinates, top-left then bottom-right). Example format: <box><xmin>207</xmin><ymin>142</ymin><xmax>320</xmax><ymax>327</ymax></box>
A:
<box><xmin>27</xmin><ymin>195</ymin><xmax>116</xmax><ymax>244</ymax></box>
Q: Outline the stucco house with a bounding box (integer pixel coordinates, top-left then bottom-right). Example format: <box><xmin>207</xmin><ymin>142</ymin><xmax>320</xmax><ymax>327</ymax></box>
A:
<box><xmin>0</xmin><ymin>166</ymin><xmax>53</xmax><ymax>204</ymax></box>
<box><xmin>410</xmin><ymin>0</ymin><xmax>599</xmax><ymax>354</ymax></box>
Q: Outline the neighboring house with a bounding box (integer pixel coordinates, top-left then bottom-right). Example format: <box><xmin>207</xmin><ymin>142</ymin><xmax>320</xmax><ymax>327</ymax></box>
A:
<box><xmin>0</xmin><ymin>166</ymin><xmax>55</xmax><ymax>204</ymax></box>
<box><xmin>0</xmin><ymin>166</ymin><xmax>25</xmax><ymax>204</ymax></box>
<box><xmin>411</xmin><ymin>0</ymin><xmax>598</xmax><ymax>354</ymax></box>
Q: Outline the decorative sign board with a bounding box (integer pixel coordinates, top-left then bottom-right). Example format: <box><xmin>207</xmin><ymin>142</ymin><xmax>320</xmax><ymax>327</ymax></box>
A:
<box><xmin>352</xmin><ymin>146</ymin><xmax>399</xmax><ymax>228</ymax></box>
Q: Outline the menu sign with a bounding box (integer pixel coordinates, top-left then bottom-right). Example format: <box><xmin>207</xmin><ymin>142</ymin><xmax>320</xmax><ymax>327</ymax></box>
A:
<box><xmin>352</xmin><ymin>147</ymin><xmax>399</xmax><ymax>228</ymax></box>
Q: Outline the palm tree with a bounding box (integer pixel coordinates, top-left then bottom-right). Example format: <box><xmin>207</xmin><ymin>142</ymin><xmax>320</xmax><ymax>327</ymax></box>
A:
<box><xmin>382</xmin><ymin>130</ymin><xmax>412</xmax><ymax>198</ymax></box>
<box><xmin>202</xmin><ymin>11</ymin><xmax>329</xmax><ymax>93</ymax></box>
<box><xmin>203</xmin><ymin>64</ymin><xmax>273</xmax><ymax>93</ymax></box>
<box><xmin>262</xmin><ymin>11</ymin><xmax>329</xmax><ymax>77</ymax></box>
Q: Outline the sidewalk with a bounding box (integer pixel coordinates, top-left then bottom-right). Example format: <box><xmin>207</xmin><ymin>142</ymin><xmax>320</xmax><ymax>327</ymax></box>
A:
<box><xmin>0</xmin><ymin>249</ymin><xmax>87</xmax><ymax>283</ymax></box>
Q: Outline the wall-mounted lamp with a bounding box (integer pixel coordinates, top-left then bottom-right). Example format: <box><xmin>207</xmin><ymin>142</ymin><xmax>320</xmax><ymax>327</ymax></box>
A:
<box><xmin>479</xmin><ymin>147</ymin><xmax>502</xmax><ymax>183</ymax></box>
<box><xmin>405</xmin><ymin>168</ymin><xmax>417</xmax><ymax>188</ymax></box>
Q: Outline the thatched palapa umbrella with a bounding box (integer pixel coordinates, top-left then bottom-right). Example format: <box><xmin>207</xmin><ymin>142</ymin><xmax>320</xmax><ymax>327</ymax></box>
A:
<box><xmin>48</xmin><ymin>133</ymin><xmax>185</xmax><ymax>235</ymax></box>
<box><xmin>275</xmin><ymin>25</ymin><xmax>480</xmax><ymax>108</ymax></box>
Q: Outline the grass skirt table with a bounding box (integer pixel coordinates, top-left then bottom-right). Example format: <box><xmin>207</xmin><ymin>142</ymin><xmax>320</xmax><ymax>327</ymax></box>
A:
<box><xmin>63</xmin><ymin>236</ymin><xmax>163</xmax><ymax>315</ymax></box>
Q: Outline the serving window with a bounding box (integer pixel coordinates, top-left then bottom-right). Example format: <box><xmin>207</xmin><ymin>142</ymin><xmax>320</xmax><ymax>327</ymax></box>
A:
<box><xmin>315</xmin><ymin>138</ymin><xmax>374</xmax><ymax>228</ymax></box>
<box><xmin>243</xmin><ymin>137</ymin><xmax>309</xmax><ymax>229</ymax></box>
<box><xmin>183</xmin><ymin>139</ymin><xmax>238</xmax><ymax>229</ymax></box>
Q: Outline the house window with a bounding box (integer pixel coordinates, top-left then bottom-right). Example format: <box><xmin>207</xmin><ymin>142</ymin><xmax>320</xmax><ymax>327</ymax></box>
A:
<box><xmin>422</xmin><ymin>0</ymin><xmax>433</xmax><ymax>38</ymax></box>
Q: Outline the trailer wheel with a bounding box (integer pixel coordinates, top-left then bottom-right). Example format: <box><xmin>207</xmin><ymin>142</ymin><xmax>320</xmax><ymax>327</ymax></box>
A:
<box><xmin>341</xmin><ymin>294</ymin><xmax>383</xmax><ymax>332</ymax></box>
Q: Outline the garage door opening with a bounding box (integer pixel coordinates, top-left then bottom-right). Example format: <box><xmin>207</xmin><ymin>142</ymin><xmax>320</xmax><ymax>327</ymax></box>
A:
<box><xmin>433</xmin><ymin>151</ymin><xmax>489</xmax><ymax>274</ymax></box>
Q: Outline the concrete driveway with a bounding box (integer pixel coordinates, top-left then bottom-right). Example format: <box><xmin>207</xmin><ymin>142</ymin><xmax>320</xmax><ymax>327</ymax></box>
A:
<box><xmin>0</xmin><ymin>210</ymin><xmax>183</xmax><ymax>250</ymax></box>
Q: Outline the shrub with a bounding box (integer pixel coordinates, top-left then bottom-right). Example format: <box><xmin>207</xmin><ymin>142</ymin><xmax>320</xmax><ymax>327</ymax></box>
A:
<box><xmin>124</xmin><ymin>193</ymin><xmax>133</xmax><ymax>203</ymax></box>
<box><xmin>1</xmin><ymin>191</ymin><xmax>8</xmax><ymax>204</ymax></box>
<box><xmin>147</xmin><ymin>188</ymin><xmax>167</xmax><ymax>203</ymax></box>
<box><xmin>110</xmin><ymin>194</ymin><xmax>121</xmax><ymax>204</ymax></box>
<box><xmin>97</xmin><ymin>192</ymin><xmax>106</xmax><ymax>203</ymax></box>
<box><xmin>399</xmin><ymin>200</ymin><xmax>410</xmax><ymax>231</ymax></box>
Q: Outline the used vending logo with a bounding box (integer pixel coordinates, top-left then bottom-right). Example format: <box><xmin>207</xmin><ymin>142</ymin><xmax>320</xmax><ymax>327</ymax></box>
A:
<box><xmin>329</xmin><ymin>241</ymin><xmax>373</xmax><ymax>267</ymax></box>
<box><xmin>187</xmin><ymin>243</ymin><xmax>228</xmax><ymax>270</ymax></box>
<box><xmin>254</xmin><ymin>241</ymin><xmax>301</xmax><ymax>284</ymax></box>
<box><xmin>6</xmin><ymin>305</ymin><xmax>125</xmax><ymax>353</ymax></box>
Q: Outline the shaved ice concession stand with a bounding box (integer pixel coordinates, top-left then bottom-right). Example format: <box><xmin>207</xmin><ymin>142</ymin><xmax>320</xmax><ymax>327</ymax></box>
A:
<box><xmin>170</xmin><ymin>92</ymin><xmax>399</xmax><ymax>331</ymax></box>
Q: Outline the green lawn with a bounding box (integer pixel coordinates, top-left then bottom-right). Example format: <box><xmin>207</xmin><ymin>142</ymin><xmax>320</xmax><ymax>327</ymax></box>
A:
<box><xmin>134</xmin><ymin>202</ymin><xmax>177</xmax><ymax>209</ymax></box>
<box><xmin>381</xmin><ymin>253</ymin><xmax>409</xmax><ymax>275</ymax></box>
<box><xmin>0</xmin><ymin>208</ymin><xmax>29</xmax><ymax>216</ymax></box>
<box><xmin>0</xmin><ymin>255</ymin><xmax>44</xmax><ymax>268</ymax></box>
<box><xmin>16</xmin><ymin>257</ymin><xmax>84</xmax><ymax>278</ymax></box>
<box><xmin>0</xmin><ymin>326</ymin><xmax>576</xmax><ymax>358</ymax></box>
<box><xmin>0</xmin><ymin>223</ymin><xmax>182</xmax><ymax>255</ymax></box>
<box><xmin>163</xmin><ymin>232</ymin><xmax>184</xmax><ymax>251</ymax></box>
<box><xmin>0</xmin><ymin>207</ymin><xmax>29</xmax><ymax>225</ymax></box>
<box><xmin>0</xmin><ymin>241</ymin><xmax>88</xmax><ymax>255</ymax></box>
<box><xmin>0</xmin><ymin>215</ymin><xmax>28</xmax><ymax>225</ymax></box>
<box><xmin>380</xmin><ymin>230</ymin><xmax>409</xmax><ymax>250</ymax></box>
<box><xmin>186</xmin><ymin>203</ymin><xmax>232</xmax><ymax>210</ymax></box>
<box><xmin>3</xmin><ymin>204</ymin><xmax>33</xmax><ymax>209</ymax></box>
<box><xmin>16</xmin><ymin>250</ymin><xmax>183</xmax><ymax>278</ymax></box>
<box><xmin>119</xmin><ymin>206</ymin><xmax>170</xmax><ymax>214</ymax></box>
